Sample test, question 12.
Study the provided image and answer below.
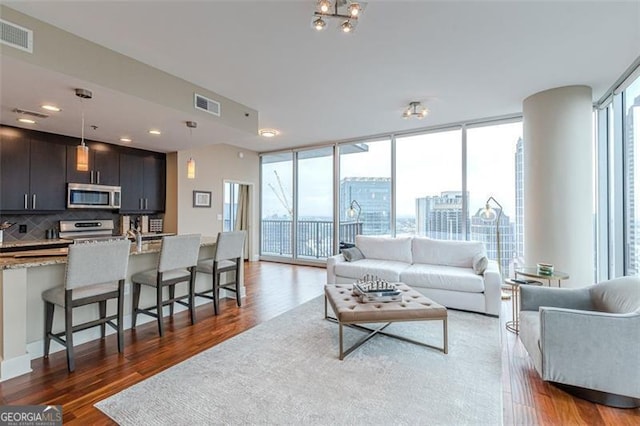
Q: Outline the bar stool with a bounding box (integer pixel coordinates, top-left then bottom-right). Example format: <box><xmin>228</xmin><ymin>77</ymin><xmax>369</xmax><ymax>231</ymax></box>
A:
<box><xmin>42</xmin><ymin>239</ymin><xmax>131</xmax><ymax>372</ymax></box>
<box><xmin>131</xmin><ymin>234</ymin><xmax>201</xmax><ymax>336</ymax></box>
<box><xmin>196</xmin><ymin>231</ymin><xmax>246</xmax><ymax>315</ymax></box>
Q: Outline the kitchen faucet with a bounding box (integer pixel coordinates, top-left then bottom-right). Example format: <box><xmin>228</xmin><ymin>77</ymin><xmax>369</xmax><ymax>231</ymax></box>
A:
<box><xmin>127</xmin><ymin>228</ymin><xmax>143</xmax><ymax>251</ymax></box>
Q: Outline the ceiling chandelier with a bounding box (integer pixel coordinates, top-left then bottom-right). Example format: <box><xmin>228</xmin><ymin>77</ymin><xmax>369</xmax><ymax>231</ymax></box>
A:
<box><xmin>402</xmin><ymin>101</ymin><xmax>429</xmax><ymax>119</ymax></box>
<box><xmin>312</xmin><ymin>0</ymin><xmax>366</xmax><ymax>33</ymax></box>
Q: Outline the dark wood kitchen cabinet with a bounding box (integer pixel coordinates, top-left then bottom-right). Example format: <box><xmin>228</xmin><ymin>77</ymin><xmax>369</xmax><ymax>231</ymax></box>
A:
<box><xmin>0</xmin><ymin>128</ymin><xmax>66</xmax><ymax>212</ymax></box>
<box><xmin>119</xmin><ymin>153</ymin><xmax>165</xmax><ymax>213</ymax></box>
<box><xmin>66</xmin><ymin>142</ymin><xmax>119</xmax><ymax>185</ymax></box>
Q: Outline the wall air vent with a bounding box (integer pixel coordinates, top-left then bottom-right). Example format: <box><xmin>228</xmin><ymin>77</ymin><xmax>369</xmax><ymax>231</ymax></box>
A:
<box><xmin>0</xmin><ymin>19</ymin><xmax>33</xmax><ymax>53</ymax></box>
<box><xmin>194</xmin><ymin>93</ymin><xmax>221</xmax><ymax>117</ymax></box>
<box><xmin>13</xmin><ymin>108</ymin><xmax>48</xmax><ymax>118</ymax></box>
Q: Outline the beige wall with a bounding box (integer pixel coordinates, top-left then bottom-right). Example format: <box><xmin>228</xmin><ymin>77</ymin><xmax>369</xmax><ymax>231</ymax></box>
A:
<box><xmin>165</xmin><ymin>144</ymin><xmax>260</xmax><ymax>260</ymax></box>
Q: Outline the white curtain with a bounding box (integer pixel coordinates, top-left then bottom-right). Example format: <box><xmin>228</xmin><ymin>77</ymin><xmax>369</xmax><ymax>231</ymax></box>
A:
<box><xmin>234</xmin><ymin>184</ymin><xmax>249</xmax><ymax>259</ymax></box>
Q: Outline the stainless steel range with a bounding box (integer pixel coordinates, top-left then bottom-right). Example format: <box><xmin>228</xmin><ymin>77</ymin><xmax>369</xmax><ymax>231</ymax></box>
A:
<box><xmin>59</xmin><ymin>219</ymin><xmax>120</xmax><ymax>242</ymax></box>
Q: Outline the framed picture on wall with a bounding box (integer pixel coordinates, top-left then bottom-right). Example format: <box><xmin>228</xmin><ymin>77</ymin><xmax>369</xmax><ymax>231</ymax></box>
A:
<box><xmin>193</xmin><ymin>190</ymin><xmax>212</xmax><ymax>208</ymax></box>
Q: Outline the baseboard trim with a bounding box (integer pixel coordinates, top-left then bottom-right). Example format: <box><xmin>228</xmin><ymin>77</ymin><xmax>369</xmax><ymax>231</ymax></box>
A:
<box><xmin>0</xmin><ymin>353</ymin><xmax>32</xmax><ymax>382</ymax></box>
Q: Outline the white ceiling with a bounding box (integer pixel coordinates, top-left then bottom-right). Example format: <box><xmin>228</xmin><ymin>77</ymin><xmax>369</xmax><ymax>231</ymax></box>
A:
<box><xmin>1</xmin><ymin>1</ymin><xmax>639</xmax><ymax>153</ymax></box>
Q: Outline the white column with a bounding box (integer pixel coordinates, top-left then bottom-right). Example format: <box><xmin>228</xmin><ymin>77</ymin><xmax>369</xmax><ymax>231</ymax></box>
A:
<box><xmin>523</xmin><ymin>85</ymin><xmax>594</xmax><ymax>287</ymax></box>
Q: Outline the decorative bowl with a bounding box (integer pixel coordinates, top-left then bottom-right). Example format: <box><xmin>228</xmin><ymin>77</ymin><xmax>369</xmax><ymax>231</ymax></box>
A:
<box><xmin>537</xmin><ymin>262</ymin><xmax>554</xmax><ymax>275</ymax></box>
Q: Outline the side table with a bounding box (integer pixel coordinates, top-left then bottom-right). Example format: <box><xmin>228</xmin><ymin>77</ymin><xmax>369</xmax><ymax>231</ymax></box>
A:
<box><xmin>504</xmin><ymin>278</ymin><xmax>543</xmax><ymax>334</ymax></box>
<box><xmin>515</xmin><ymin>267</ymin><xmax>569</xmax><ymax>287</ymax></box>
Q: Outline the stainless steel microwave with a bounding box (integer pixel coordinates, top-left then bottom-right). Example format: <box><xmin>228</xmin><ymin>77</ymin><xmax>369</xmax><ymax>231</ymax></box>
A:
<box><xmin>67</xmin><ymin>183</ymin><xmax>121</xmax><ymax>209</ymax></box>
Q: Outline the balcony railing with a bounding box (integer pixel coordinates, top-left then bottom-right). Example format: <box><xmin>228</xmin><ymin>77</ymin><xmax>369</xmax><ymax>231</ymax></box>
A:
<box><xmin>261</xmin><ymin>220</ymin><xmax>362</xmax><ymax>259</ymax></box>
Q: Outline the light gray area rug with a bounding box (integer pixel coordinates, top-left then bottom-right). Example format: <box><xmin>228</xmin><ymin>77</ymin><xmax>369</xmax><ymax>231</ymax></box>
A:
<box><xmin>96</xmin><ymin>296</ymin><xmax>501</xmax><ymax>425</ymax></box>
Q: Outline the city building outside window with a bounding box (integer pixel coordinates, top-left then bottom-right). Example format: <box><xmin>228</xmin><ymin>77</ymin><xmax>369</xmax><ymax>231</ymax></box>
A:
<box><xmin>339</xmin><ymin>139</ymin><xmax>392</xmax><ymax>246</ymax></box>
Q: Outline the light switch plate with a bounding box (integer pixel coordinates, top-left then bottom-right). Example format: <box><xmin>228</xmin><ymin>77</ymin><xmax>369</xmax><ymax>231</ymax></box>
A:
<box><xmin>217</xmin><ymin>214</ymin><xmax>223</xmax><ymax>221</ymax></box>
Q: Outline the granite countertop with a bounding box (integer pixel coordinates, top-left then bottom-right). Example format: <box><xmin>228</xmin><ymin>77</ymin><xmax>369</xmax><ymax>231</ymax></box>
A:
<box><xmin>0</xmin><ymin>239</ymin><xmax>73</xmax><ymax>251</ymax></box>
<box><xmin>0</xmin><ymin>236</ymin><xmax>216</xmax><ymax>270</ymax></box>
<box><xmin>0</xmin><ymin>233</ymin><xmax>177</xmax><ymax>253</ymax></box>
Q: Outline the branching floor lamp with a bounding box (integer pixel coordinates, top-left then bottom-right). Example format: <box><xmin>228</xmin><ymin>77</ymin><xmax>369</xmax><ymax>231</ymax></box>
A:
<box><xmin>480</xmin><ymin>196</ymin><xmax>510</xmax><ymax>299</ymax></box>
<box><xmin>347</xmin><ymin>199</ymin><xmax>362</xmax><ymax>223</ymax></box>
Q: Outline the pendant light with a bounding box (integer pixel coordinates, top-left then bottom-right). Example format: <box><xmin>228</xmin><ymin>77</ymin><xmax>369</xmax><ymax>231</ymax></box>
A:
<box><xmin>75</xmin><ymin>88</ymin><xmax>92</xmax><ymax>171</ymax></box>
<box><xmin>186</xmin><ymin>121</ymin><xmax>197</xmax><ymax>179</ymax></box>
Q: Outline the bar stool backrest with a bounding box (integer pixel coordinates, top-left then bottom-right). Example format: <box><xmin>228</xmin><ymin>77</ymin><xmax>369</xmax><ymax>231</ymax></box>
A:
<box><xmin>65</xmin><ymin>239</ymin><xmax>131</xmax><ymax>290</ymax></box>
<box><xmin>158</xmin><ymin>234</ymin><xmax>202</xmax><ymax>273</ymax></box>
<box><xmin>214</xmin><ymin>231</ymin><xmax>246</xmax><ymax>262</ymax></box>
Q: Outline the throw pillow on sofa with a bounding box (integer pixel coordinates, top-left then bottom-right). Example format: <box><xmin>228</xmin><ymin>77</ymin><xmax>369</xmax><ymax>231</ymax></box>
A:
<box><xmin>472</xmin><ymin>253</ymin><xmax>488</xmax><ymax>274</ymax></box>
<box><xmin>342</xmin><ymin>247</ymin><xmax>365</xmax><ymax>262</ymax></box>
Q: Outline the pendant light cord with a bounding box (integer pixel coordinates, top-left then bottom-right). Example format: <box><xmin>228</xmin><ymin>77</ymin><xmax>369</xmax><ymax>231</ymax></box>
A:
<box><xmin>80</xmin><ymin>98</ymin><xmax>86</xmax><ymax>147</ymax></box>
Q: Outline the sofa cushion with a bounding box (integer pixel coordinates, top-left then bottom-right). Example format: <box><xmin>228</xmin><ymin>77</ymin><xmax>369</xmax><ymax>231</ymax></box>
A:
<box><xmin>412</xmin><ymin>237</ymin><xmax>485</xmax><ymax>268</ymax></box>
<box><xmin>356</xmin><ymin>235</ymin><xmax>412</xmax><ymax>263</ymax></box>
<box><xmin>400</xmin><ymin>264</ymin><xmax>485</xmax><ymax>293</ymax></box>
<box><xmin>342</xmin><ymin>247</ymin><xmax>365</xmax><ymax>262</ymax></box>
<box><xmin>334</xmin><ymin>259</ymin><xmax>410</xmax><ymax>282</ymax></box>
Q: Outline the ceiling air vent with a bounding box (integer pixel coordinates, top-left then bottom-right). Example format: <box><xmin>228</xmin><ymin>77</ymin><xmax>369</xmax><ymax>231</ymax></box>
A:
<box><xmin>13</xmin><ymin>108</ymin><xmax>48</xmax><ymax>118</ymax></box>
<box><xmin>0</xmin><ymin>19</ymin><xmax>33</xmax><ymax>53</ymax></box>
<box><xmin>194</xmin><ymin>93</ymin><xmax>220</xmax><ymax>117</ymax></box>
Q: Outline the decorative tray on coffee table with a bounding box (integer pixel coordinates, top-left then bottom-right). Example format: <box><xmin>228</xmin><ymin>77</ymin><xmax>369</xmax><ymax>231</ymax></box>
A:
<box><xmin>352</xmin><ymin>275</ymin><xmax>403</xmax><ymax>303</ymax></box>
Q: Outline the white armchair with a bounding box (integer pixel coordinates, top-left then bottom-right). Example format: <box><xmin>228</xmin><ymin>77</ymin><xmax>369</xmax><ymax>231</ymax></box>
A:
<box><xmin>519</xmin><ymin>276</ymin><xmax>640</xmax><ymax>408</ymax></box>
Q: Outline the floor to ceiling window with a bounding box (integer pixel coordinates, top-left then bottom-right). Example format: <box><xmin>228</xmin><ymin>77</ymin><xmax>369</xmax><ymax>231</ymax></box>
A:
<box><xmin>261</xmin><ymin>152</ymin><xmax>293</xmax><ymax>258</ymax></box>
<box><xmin>339</xmin><ymin>139</ymin><xmax>392</xmax><ymax>245</ymax></box>
<box><xmin>466</xmin><ymin>122</ymin><xmax>523</xmax><ymax>275</ymax></box>
<box><xmin>395</xmin><ymin>129</ymin><xmax>462</xmax><ymax>240</ymax></box>
<box><xmin>624</xmin><ymin>74</ymin><xmax>640</xmax><ymax>275</ymax></box>
<box><xmin>594</xmin><ymin>62</ymin><xmax>640</xmax><ymax>279</ymax></box>
<box><xmin>297</xmin><ymin>147</ymin><xmax>334</xmax><ymax>259</ymax></box>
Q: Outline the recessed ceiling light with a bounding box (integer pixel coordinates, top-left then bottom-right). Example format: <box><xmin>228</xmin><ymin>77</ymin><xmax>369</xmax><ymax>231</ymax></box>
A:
<box><xmin>259</xmin><ymin>128</ymin><xmax>279</xmax><ymax>138</ymax></box>
<box><xmin>120</xmin><ymin>137</ymin><xmax>132</xmax><ymax>143</ymax></box>
<box><xmin>148</xmin><ymin>129</ymin><xmax>161</xmax><ymax>135</ymax></box>
<box><xmin>41</xmin><ymin>104</ymin><xmax>61</xmax><ymax>112</ymax></box>
<box><xmin>17</xmin><ymin>118</ymin><xmax>36</xmax><ymax>124</ymax></box>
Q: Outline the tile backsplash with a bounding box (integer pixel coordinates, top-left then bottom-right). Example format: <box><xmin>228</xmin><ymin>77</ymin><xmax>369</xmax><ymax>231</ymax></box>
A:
<box><xmin>1</xmin><ymin>211</ymin><xmax>121</xmax><ymax>241</ymax></box>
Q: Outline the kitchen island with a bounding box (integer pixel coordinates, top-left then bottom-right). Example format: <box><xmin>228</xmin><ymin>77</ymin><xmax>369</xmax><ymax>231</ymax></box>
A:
<box><xmin>0</xmin><ymin>236</ymin><xmax>238</xmax><ymax>382</ymax></box>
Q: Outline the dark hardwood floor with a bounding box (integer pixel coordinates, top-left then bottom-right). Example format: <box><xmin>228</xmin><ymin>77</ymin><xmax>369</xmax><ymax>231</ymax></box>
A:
<box><xmin>0</xmin><ymin>261</ymin><xmax>638</xmax><ymax>425</ymax></box>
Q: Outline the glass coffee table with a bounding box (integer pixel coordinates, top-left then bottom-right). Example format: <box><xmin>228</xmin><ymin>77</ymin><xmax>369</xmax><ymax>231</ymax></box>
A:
<box><xmin>515</xmin><ymin>267</ymin><xmax>569</xmax><ymax>287</ymax></box>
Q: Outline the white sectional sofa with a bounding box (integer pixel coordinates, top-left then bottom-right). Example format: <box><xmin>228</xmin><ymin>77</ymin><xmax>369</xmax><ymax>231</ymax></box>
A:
<box><xmin>327</xmin><ymin>235</ymin><xmax>502</xmax><ymax>316</ymax></box>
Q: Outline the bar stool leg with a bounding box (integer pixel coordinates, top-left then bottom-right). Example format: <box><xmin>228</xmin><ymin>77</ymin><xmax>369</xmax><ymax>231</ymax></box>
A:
<box><xmin>131</xmin><ymin>282</ymin><xmax>141</xmax><ymax>329</ymax></box>
<box><xmin>235</xmin><ymin>260</ymin><xmax>242</xmax><ymax>307</ymax></box>
<box><xmin>99</xmin><ymin>300</ymin><xmax>107</xmax><ymax>338</ymax></box>
<box><xmin>117</xmin><ymin>280</ymin><xmax>125</xmax><ymax>353</ymax></box>
<box><xmin>43</xmin><ymin>301</ymin><xmax>54</xmax><ymax>357</ymax></box>
<box><xmin>168</xmin><ymin>285</ymin><xmax>175</xmax><ymax>316</ymax></box>
<box><xmin>64</xmin><ymin>303</ymin><xmax>75</xmax><ymax>372</ymax></box>
<box><xmin>189</xmin><ymin>268</ymin><xmax>196</xmax><ymax>324</ymax></box>
<box><xmin>213</xmin><ymin>270</ymin><xmax>220</xmax><ymax>315</ymax></box>
<box><xmin>156</xmin><ymin>283</ymin><xmax>164</xmax><ymax>337</ymax></box>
